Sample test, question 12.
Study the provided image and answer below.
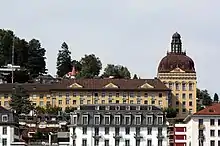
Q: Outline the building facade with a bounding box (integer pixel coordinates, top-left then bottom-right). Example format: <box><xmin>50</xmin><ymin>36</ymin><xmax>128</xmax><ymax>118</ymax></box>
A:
<box><xmin>69</xmin><ymin>104</ymin><xmax>168</xmax><ymax>146</ymax></box>
<box><xmin>168</xmin><ymin>123</ymin><xmax>187</xmax><ymax>146</ymax></box>
<box><xmin>0</xmin><ymin>106</ymin><xmax>20</xmax><ymax>146</ymax></box>
<box><xmin>0</xmin><ymin>79</ymin><xmax>171</xmax><ymax>110</ymax></box>
<box><xmin>157</xmin><ymin>32</ymin><xmax>197</xmax><ymax>119</ymax></box>
<box><xmin>186</xmin><ymin>103</ymin><xmax>220</xmax><ymax>146</ymax></box>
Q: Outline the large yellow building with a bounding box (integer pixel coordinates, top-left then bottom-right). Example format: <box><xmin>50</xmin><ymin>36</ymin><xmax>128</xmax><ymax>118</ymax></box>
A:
<box><xmin>0</xmin><ymin>78</ymin><xmax>171</xmax><ymax>110</ymax></box>
<box><xmin>157</xmin><ymin>32</ymin><xmax>197</xmax><ymax>119</ymax></box>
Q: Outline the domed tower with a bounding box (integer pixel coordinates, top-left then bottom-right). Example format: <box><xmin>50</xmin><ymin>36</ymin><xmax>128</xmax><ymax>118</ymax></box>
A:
<box><xmin>157</xmin><ymin>32</ymin><xmax>197</xmax><ymax>119</ymax></box>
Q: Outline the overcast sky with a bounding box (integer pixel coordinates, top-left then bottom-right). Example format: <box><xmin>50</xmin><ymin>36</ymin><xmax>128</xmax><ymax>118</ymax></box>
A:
<box><xmin>1</xmin><ymin>0</ymin><xmax>219</xmax><ymax>96</ymax></box>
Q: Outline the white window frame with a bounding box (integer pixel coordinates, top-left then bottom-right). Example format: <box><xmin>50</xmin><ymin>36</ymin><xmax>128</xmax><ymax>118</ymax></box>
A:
<box><xmin>135</xmin><ymin>115</ymin><xmax>141</xmax><ymax>125</ymax></box>
<box><xmin>104</xmin><ymin>115</ymin><xmax>110</xmax><ymax>125</ymax></box>
<box><xmin>146</xmin><ymin>115</ymin><xmax>153</xmax><ymax>125</ymax></box>
<box><xmin>2</xmin><ymin>115</ymin><xmax>8</xmax><ymax>122</ymax></box>
<box><xmin>157</xmin><ymin>116</ymin><xmax>163</xmax><ymax>125</ymax></box>
<box><xmin>82</xmin><ymin>115</ymin><xmax>88</xmax><ymax>125</ymax></box>
<box><xmin>94</xmin><ymin>115</ymin><xmax>100</xmax><ymax>125</ymax></box>
<box><xmin>124</xmin><ymin>115</ymin><xmax>131</xmax><ymax>125</ymax></box>
<box><xmin>114</xmin><ymin>115</ymin><xmax>120</xmax><ymax>125</ymax></box>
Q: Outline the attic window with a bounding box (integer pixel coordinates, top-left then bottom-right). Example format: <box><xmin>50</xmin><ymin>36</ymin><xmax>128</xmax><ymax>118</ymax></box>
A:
<box><xmin>209</xmin><ymin>109</ymin><xmax>214</xmax><ymax>112</ymax></box>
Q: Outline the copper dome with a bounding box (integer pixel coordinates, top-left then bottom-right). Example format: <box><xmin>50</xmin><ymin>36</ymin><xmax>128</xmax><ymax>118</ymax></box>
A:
<box><xmin>158</xmin><ymin>32</ymin><xmax>196</xmax><ymax>73</ymax></box>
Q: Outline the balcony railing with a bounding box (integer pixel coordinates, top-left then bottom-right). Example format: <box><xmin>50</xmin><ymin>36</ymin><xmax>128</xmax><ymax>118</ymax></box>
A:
<box><xmin>134</xmin><ymin>133</ymin><xmax>143</xmax><ymax>139</ymax></box>
<box><xmin>92</xmin><ymin>133</ymin><xmax>102</xmax><ymax>139</ymax></box>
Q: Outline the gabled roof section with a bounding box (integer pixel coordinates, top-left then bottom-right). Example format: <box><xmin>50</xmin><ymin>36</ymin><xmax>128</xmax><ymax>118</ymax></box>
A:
<box><xmin>170</xmin><ymin>67</ymin><xmax>185</xmax><ymax>73</ymax></box>
<box><xmin>139</xmin><ymin>82</ymin><xmax>154</xmax><ymax>89</ymax></box>
<box><xmin>104</xmin><ymin>83</ymin><xmax>119</xmax><ymax>88</ymax></box>
<box><xmin>194</xmin><ymin>103</ymin><xmax>220</xmax><ymax>115</ymax></box>
<box><xmin>69</xmin><ymin>83</ymin><xmax>83</xmax><ymax>88</ymax></box>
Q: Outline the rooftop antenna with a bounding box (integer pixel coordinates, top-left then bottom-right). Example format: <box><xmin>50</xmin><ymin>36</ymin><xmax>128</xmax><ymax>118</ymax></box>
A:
<box><xmin>11</xmin><ymin>37</ymin><xmax>14</xmax><ymax>83</ymax></box>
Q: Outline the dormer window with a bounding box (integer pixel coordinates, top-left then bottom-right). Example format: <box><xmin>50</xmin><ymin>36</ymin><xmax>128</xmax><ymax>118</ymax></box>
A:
<box><xmin>2</xmin><ymin>115</ymin><xmax>8</xmax><ymax>122</ymax></box>
<box><xmin>95</xmin><ymin>106</ymin><xmax>99</xmax><ymax>110</ymax></box>
<box><xmin>126</xmin><ymin>106</ymin><xmax>130</xmax><ymax>110</ymax></box>
<box><xmin>124</xmin><ymin>115</ymin><xmax>131</xmax><ymax>125</ymax></box>
<box><xmin>104</xmin><ymin>115</ymin><xmax>110</xmax><ymax>125</ymax></box>
<box><xmin>106</xmin><ymin>106</ymin><xmax>110</xmax><ymax>110</ymax></box>
<box><xmin>114</xmin><ymin>115</ymin><xmax>120</xmax><ymax>125</ymax></box>
<box><xmin>146</xmin><ymin>115</ymin><xmax>153</xmax><ymax>125</ymax></box>
<box><xmin>136</xmin><ymin>106</ymin><xmax>140</xmax><ymax>110</ymax></box>
<box><xmin>157</xmin><ymin>116</ymin><xmax>163</xmax><ymax>125</ymax></box>
<box><xmin>148</xmin><ymin>106</ymin><xmax>152</xmax><ymax>111</ymax></box>
<box><xmin>94</xmin><ymin>115</ymin><xmax>100</xmax><ymax>125</ymax></box>
<box><xmin>82</xmin><ymin>115</ymin><xmax>88</xmax><ymax>125</ymax></box>
<box><xmin>135</xmin><ymin>115</ymin><xmax>141</xmax><ymax>125</ymax></box>
<box><xmin>116</xmin><ymin>106</ymin><xmax>120</xmax><ymax>110</ymax></box>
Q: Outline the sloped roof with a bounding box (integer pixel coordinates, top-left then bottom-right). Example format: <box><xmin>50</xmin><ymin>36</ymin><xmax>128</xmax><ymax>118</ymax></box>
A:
<box><xmin>194</xmin><ymin>103</ymin><xmax>220</xmax><ymax>115</ymax></box>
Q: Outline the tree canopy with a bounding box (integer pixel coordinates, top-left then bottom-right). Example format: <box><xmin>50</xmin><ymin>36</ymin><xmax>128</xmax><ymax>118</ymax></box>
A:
<box><xmin>9</xmin><ymin>85</ymin><xmax>33</xmax><ymax>114</ymax></box>
<box><xmin>77</xmin><ymin>54</ymin><xmax>102</xmax><ymax>78</ymax></box>
<box><xmin>56</xmin><ymin>42</ymin><xmax>72</xmax><ymax>77</ymax></box>
<box><xmin>214</xmin><ymin>93</ymin><xmax>219</xmax><ymax>102</ymax></box>
<box><xmin>164</xmin><ymin>107</ymin><xmax>177</xmax><ymax>118</ymax></box>
<box><xmin>0</xmin><ymin>29</ymin><xmax>47</xmax><ymax>82</ymax></box>
<box><xmin>102</xmin><ymin>64</ymin><xmax>131</xmax><ymax>79</ymax></box>
<box><xmin>133</xmin><ymin>74</ymin><xmax>138</xmax><ymax>79</ymax></box>
<box><xmin>197</xmin><ymin>88</ymin><xmax>212</xmax><ymax>106</ymax></box>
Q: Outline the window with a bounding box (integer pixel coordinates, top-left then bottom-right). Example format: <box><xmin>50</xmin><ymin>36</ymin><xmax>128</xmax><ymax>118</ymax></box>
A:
<box><xmin>129</xmin><ymin>92</ymin><xmax>134</xmax><ymax>97</ymax></box>
<box><xmin>183</xmin><ymin>101</ymin><xmax>186</xmax><ymax>106</ymax></box>
<box><xmin>210</xmin><ymin>130</ymin><xmax>215</xmax><ymax>137</ymax></box>
<box><xmin>158</xmin><ymin>127</ymin><xmax>162</xmax><ymax>135</ymax></box>
<box><xmin>182</xmin><ymin>108</ymin><xmax>186</xmax><ymax>113</ymax></box>
<box><xmin>123</xmin><ymin>92</ymin><xmax>127</xmax><ymax>97</ymax></box>
<box><xmin>73</xmin><ymin>100</ymin><xmax>76</xmax><ymax>104</ymax></box>
<box><xmin>218</xmin><ymin>130</ymin><xmax>220</xmax><ymax>137</ymax></box>
<box><xmin>58</xmin><ymin>100</ymin><xmax>62</xmax><ymax>105</ymax></box>
<box><xmin>82</xmin><ymin>139</ymin><xmax>87</xmax><ymax>146</ymax></box>
<box><xmin>101</xmin><ymin>100</ymin><xmax>105</xmax><ymax>104</ymax></box>
<box><xmin>135</xmin><ymin>115</ymin><xmax>141</xmax><ymax>125</ymax></box>
<box><xmin>4</xmin><ymin>94</ymin><xmax>8</xmax><ymax>99</ymax></box>
<box><xmin>102</xmin><ymin>93</ymin><xmax>105</xmax><ymax>97</ymax></box>
<box><xmin>125</xmin><ymin>140</ymin><xmax>130</xmax><ymax>146</ymax></box>
<box><xmin>158</xmin><ymin>116</ymin><xmax>163</xmax><ymax>125</ymax></box>
<box><xmin>82</xmin><ymin>115</ymin><xmax>88</xmax><ymax>125</ymax></box>
<box><xmin>125</xmin><ymin>116</ymin><xmax>130</xmax><ymax>125</ymax></box>
<box><xmin>95</xmin><ymin>128</ymin><xmax>99</xmax><ymax>136</ymax></box>
<box><xmin>115</xmin><ymin>140</ymin><xmax>120</xmax><ymax>146</ymax></box>
<box><xmin>109</xmin><ymin>93</ymin><xmax>112</xmax><ymax>97</ymax></box>
<box><xmin>80</xmin><ymin>99</ymin><xmax>83</xmax><ymax>104</ymax></box>
<box><xmin>104</xmin><ymin>115</ymin><xmax>110</xmax><ymax>125</ymax></box>
<box><xmin>176</xmin><ymin>101</ymin><xmax>179</xmax><ymax>106</ymax></box>
<box><xmin>199</xmin><ymin>119</ymin><xmax>203</xmax><ymax>125</ymax></box>
<box><xmin>40</xmin><ymin>94</ymin><xmax>44</xmax><ymax>98</ymax></box>
<box><xmin>176</xmin><ymin>93</ymin><xmax>179</xmax><ymax>99</ymax></box>
<box><xmin>2</xmin><ymin>139</ymin><xmax>7</xmax><ymax>146</ymax></box>
<box><xmin>210</xmin><ymin>140</ymin><xmax>215</xmax><ymax>146</ymax></box>
<box><xmin>109</xmin><ymin>100</ymin><xmax>112</xmax><ymax>103</ymax></box>
<box><xmin>115</xmin><ymin>127</ymin><xmax>120</xmax><ymax>135</ymax></box>
<box><xmin>94</xmin><ymin>93</ymin><xmax>98</xmax><ymax>97</ymax></box>
<box><xmin>147</xmin><ymin>116</ymin><xmax>152</xmax><ymax>125</ymax></box>
<box><xmin>105</xmin><ymin>127</ymin><xmax>109</xmax><ymax>135</ymax></box>
<box><xmin>105</xmin><ymin>140</ymin><xmax>109</xmax><ymax>146</ymax></box>
<box><xmin>4</xmin><ymin>101</ymin><xmax>8</xmax><ymax>107</ymax></box>
<box><xmin>189</xmin><ymin>83</ymin><xmax>193</xmax><ymax>91</ymax></box>
<box><xmin>73</xmin><ymin>116</ymin><xmax>77</xmax><ymax>125</ymax></box>
<box><xmin>189</xmin><ymin>101</ymin><xmax>192</xmax><ymax>106</ymax></box>
<box><xmin>137</xmin><ymin>100</ymin><xmax>141</xmax><ymax>104</ymax></box>
<box><xmin>46</xmin><ymin>101</ymin><xmax>50</xmax><ymax>106</ymax></box>
<box><xmin>87</xmin><ymin>93</ymin><xmax>91</xmax><ymax>97</ymax></box>
<box><xmin>87</xmin><ymin>100</ymin><xmax>91</xmax><ymax>104</ymax></box>
<box><xmin>130</xmin><ymin>100</ymin><xmax>134</xmax><ymax>104</ymax></box>
<box><xmin>66</xmin><ymin>99</ymin><xmax>69</xmax><ymax>105</ymax></box>
<box><xmin>58</xmin><ymin>93</ymin><xmax>62</xmax><ymax>97</ymax></box>
<box><xmin>94</xmin><ymin>116</ymin><xmax>100</xmax><ymax>125</ymax></box>
<box><xmin>125</xmin><ymin>127</ymin><xmax>130</xmax><ymax>135</ymax></box>
<box><xmin>176</xmin><ymin>83</ymin><xmax>180</xmax><ymax>90</ymax></box>
<box><xmin>169</xmin><ymin>82</ymin><xmax>173</xmax><ymax>89</ymax></box>
<box><xmin>182</xmin><ymin>93</ymin><xmax>186</xmax><ymax>99</ymax></box>
<box><xmin>114</xmin><ymin>115</ymin><xmax>120</xmax><ymax>125</ymax></box>
<box><xmin>189</xmin><ymin>93</ymin><xmax>192</xmax><ymax>99</ymax></box>
<box><xmin>73</xmin><ymin>92</ymin><xmax>76</xmax><ymax>97</ymax></box>
<box><xmin>94</xmin><ymin>100</ymin><xmax>98</xmax><ymax>104</ymax></box>
<box><xmin>116</xmin><ymin>93</ymin><xmax>120</xmax><ymax>97</ymax></box>
<box><xmin>147</xmin><ymin>139</ymin><xmax>152</xmax><ymax>146</ymax></box>
<box><xmin>40</xmin><ymin>101</ymin><xmax>44</xmax><ymax>106</ymax></box>
<box><xmin>182</xmin><ymin>83</ymin><xmax>186</xmax><ymax>91</ymax></box>
<box><xmin>2</xmin><ymin>115</ymin><xmax>8</xmax><ymax>122</ymax></box>
<box><xmin>82</xmin><ymin>127</ymin><xmax>87</xmax><ymax>134</ymax></box>
<box><xmin>218</xmin><ymin>119</ymin><xmax>220</xmax><ymax>126</ymax></box>
<box><xmin>159</xmin><ymin>93</ymin><xmax>162</xmax><ymax>97</ymax></box>
<box><xmin>136</xmin><ymin>140</ymin><xmax>140</xmax><ymax>146</ymax></box>
<box><xmin>210</xmin><ymin>119</ymin><xmax>215</xmax><ymax>126</ymax></box>
<box><xmin>137</xmin><ymin>92</ymin><xmax>141</xmax><ymax>97</ymax></box>
<box><xmin>147</xmin><ymin>127</ymin><xmax>152</xmax><ymax>135</ymax></box>
<box><xmin>144</xmin><ymin>93</ymin><xmax>148</xmax><ymax>97</ymax></box>
<box><xmin>158</xmin><ymin>140</ymin><xmax>163</xmax><ymax>146</ymax></box>
<box><xmin>116</xmin><ymin>100</ymin><xmax>119</xmax><ymax>104</ymax></box>
<box><xmin>123</xmin><ymin>100</ymin><xmax>126</xmax><ymax>104</ymax></box>
<box><xmin>151</xmin><ymin>100</ymin><xmax>155</xmax><ymax>104</ymax></box>
<box><xmin>159</xmin><ymin>100</ymin><xmax>162</xmax><ymax>106</ymax></box>
<box><xmin>2</xmin><ymin>127</ymin><xmax>7</xmax><ymax>135</ymax></box>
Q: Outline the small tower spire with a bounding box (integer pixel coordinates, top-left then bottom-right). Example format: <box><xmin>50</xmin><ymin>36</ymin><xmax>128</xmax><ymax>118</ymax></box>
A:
<box><xmin>171</xmin><ymin>32</ymin><xmax>182</xmax><ymax>54</ymax></box>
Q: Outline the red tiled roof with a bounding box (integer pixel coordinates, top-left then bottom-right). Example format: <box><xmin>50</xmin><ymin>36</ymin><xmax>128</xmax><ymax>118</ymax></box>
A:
<box><xmin>194</xmin><ymin>103</ymin><xmax>220</xmax><ymax>115</ymax></box>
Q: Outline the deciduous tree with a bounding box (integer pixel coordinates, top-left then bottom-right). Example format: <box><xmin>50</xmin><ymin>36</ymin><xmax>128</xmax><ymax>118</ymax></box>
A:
<box><xmin>102</xmin><ymin>64</ymin><xmax>131</xmax><ymax>79</ymax></box>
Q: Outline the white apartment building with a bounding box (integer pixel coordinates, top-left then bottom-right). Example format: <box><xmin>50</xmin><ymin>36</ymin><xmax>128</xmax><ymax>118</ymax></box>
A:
<box><xmin>185</xmin><ymin>103</ymin><xmax>220</xmax><ymax>146</ymax></box>
<box><xmin>0</xmin><ymin>106</ymin><xmax>20</xmax><ymax>146</ymax></box>
<box><xmin>69</xmin><ymin>104</ymin><xmax>168</xmax><ymax>146</ymax></box>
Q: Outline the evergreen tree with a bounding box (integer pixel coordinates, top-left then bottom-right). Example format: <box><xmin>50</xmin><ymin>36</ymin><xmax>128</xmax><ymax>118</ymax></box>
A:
<box><xmin>133</xmin><ymin>74</ymin><xmax>138</xmax><ymax>79</ymax></box>
<box><xmin>56</xmin><ymin>42</ymin><xmax>72</xmax><ymax>77</ymax></box>
<box><xmin>9</xmin><ymin>85</ymin><xmax>33</xmax><ymax>114</ymax></box>
<box><xmin>214</xmin><ymin>93</ymin><xmax>219</xmax><ymax>102</ymax></box>
<box><xmin>27</xmin><ymin>39</ymin><xmax>47</xmax><ymax>79</ymax></box>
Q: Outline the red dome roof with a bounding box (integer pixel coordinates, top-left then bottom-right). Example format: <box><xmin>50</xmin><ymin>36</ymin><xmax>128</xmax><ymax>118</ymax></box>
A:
<box><xmin>158</xmin><ymin>52</ymin><xmax>195</xmax><ymax>73</ymax></box>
